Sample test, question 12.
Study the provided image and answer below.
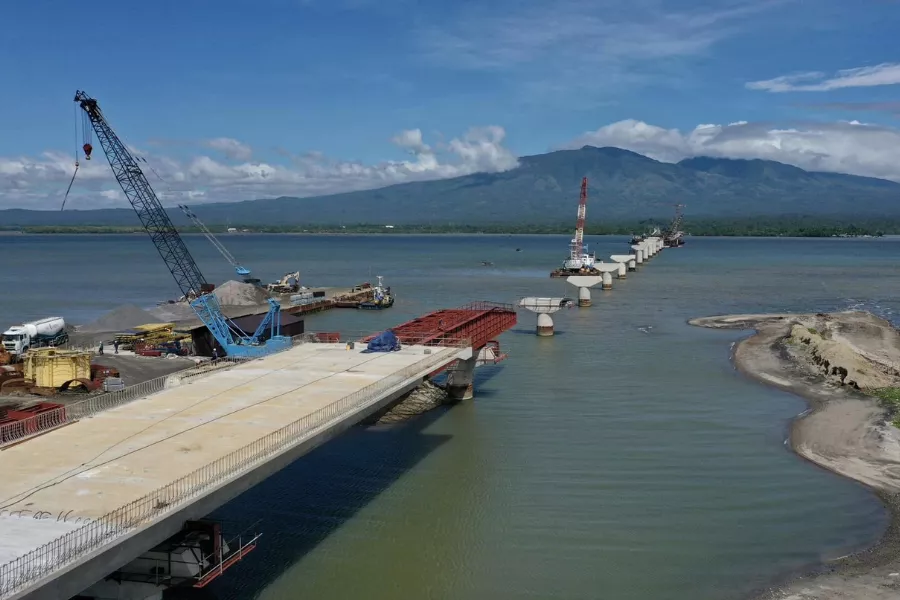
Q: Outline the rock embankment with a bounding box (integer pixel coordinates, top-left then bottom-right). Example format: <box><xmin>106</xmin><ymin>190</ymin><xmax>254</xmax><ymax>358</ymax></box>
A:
<box><xmin>690</xmin><ymin>310</ymin><xmax>900</xmax><ymax>600</ymax></box>
<box><xmin>375</xmin><ymin>379</ymin><xmax>448</xmax><ymax>424</ymax></box>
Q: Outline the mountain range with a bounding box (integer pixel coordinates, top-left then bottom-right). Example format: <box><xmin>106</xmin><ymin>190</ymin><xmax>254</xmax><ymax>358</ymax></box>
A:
<box><xmin>3</xmin><ymin>146</ymin><xmax>899</xmax><ymax>227</ymax></box>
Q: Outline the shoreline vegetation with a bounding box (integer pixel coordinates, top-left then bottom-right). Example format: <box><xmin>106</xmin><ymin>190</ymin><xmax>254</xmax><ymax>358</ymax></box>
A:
<box><xmin>0</xmin><ymin>218</ymin><xmax>895</xmax><ymax>237</ymax></box>
<box><xmin>690</xmin><ymin>311</ymin><xmax>900</xmax><ymax>600</ymax></box>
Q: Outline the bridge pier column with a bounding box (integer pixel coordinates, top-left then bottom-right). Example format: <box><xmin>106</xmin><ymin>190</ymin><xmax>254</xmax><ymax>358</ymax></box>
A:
<box><xmin>577</xmin><ymin>287</ymin><xmax>592</xmax><ymax>307</ymax></box>
<box><xmin>446</xmin><ymin>356</ymin><xmax>477</xmax><ymax>402</ymax></box>
<box><xmin>617</xmin><ymin>263</ymin><xmax>627</xmax><ymax>279</ymax></box>
<box><xmin>536</xmin><ymin>313</ymin><xmax>554</xmax><ymax>336</ymax></box>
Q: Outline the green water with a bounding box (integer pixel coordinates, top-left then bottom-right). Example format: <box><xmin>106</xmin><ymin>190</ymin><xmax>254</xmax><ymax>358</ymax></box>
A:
<box><xmin>0</xmin><ymin>234</ymin><xmax>894</xmax><ymax>599</ymax></box>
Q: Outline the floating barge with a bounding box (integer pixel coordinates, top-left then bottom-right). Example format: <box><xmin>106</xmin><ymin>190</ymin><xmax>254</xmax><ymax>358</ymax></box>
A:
<box><xmin>334</xmin><ymin>276</ymin><xmax>395</xmax><ymax>309</ymax></box>
<box><xmin>550</xmin><ymin>267</ymin><xmax>604</xmax><ymax>279</ymax></box>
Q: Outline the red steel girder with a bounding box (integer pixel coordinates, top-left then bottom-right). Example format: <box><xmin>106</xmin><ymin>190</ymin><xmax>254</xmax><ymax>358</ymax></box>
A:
<box><xmin>364</xmin><ymin>301</ymin><xmax>516</xmax><ymax>349</ymax></box>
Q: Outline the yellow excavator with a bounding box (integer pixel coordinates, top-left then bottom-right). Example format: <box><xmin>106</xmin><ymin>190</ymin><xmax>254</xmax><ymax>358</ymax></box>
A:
<box><xmin>266</xmin><ymin>271</ymin><xmax>301</xmax><ymax>294</ymax></box>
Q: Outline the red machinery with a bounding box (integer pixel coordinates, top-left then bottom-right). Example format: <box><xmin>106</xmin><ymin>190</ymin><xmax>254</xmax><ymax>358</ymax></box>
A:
<box><xmin>363</xmin><ymin>301</ymin><xmax>517</xmax><ymax>349</ymax></box>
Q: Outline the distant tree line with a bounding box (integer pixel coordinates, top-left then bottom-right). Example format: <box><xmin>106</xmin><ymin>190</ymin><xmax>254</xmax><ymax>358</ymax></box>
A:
<box><xmin>6</xmin><ymin>216</ymin><xmax>897</xmax><ymax>237</ymax></box>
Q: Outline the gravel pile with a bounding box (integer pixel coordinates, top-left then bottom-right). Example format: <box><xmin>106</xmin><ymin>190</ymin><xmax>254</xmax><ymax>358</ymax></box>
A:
<box><xmin>213</xmin><ymin>281</ymin><xmax>271</xmax><ymax>306</ymax></box>
<box><xmin>79</xmin><ymin>304</ymin><xmax>159</xmax><ymax>333</ymax></box>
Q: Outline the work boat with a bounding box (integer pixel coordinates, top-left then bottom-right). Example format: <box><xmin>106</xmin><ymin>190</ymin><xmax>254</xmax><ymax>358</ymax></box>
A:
<box><xmin>359</xmin><ymin>275</ymin><xmax>395</xmax><ymax>310</ymax></box>
<box><xmin>563</xmin><ymin>240</ymin><xmax>597</xmax><ymax>271</ymax></box>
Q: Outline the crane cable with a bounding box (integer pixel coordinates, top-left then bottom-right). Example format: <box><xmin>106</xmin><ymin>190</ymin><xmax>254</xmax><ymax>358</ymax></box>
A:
<box><xmin>60</xmin><ymin>102</ymin><xmax>80</xmax><ymax>211</ymax></box>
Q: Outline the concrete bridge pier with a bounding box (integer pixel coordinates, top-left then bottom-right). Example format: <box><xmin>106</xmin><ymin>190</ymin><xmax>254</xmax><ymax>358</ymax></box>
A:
<box><xmin>602</xmin><ymin>272</ymin><xmax>613</xmax><ymax>290</ymax></box>
<box><xmin>537</xmin><ymin>313</ymin><xmax>554</xmax><ymax>336</ymax></box>
<box><xmin>578</xmin><ymin>286</ymin><xmax>591</xmax><ymax>306</ymax></box>
<box><xmin>631</xmin><ymin>247</ymin><xmax>644</xmax><ymax>265</ymax></box>
<box><xmin>566</xmin><ymin>275</ymin><xmax>603</xmax><ymax>307</ymax></box>
<box><xmin>616</xmin><ymin>263</ymin><xmax>627</xmax><ymax>278</ymax></box>
<box><xmin>446</xmin><ymin>356</ymin><xmax>477</xmax><ymax>402</ymax></box>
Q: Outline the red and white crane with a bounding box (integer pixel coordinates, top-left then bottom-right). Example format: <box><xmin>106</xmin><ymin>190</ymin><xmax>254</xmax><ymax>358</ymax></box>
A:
<box><xmin>563</xmin><ymin>177</ymin><xmax>596</xmax><ymax>271</ymax></box>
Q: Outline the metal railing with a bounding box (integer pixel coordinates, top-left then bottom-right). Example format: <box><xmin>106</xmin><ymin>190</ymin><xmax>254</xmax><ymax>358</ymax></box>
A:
<box><xmin>0</xmin><ymin>357</ymin><xmax>249</xmax><ymax>448</ymax></box>
<box><xmin>293</xmin><ymin>331</ymin><xmax>472</xmax><ymax>349</ymax></box>
<box><xmin>0</xmin><ymin>347</ymin><xmax>458</xmax><ymax>598</ymax></box>
<box><xmin>457</xmin><ymin>300</ymin><xmax>516</xmax><ymax>312</ymax></box>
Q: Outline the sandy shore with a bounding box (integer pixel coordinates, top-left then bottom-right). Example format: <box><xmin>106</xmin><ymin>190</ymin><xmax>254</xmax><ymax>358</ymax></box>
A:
<box><xmin>690</xmin><ymin>311</ymin><xmax>900</xmax><ymax>599</ymax></box>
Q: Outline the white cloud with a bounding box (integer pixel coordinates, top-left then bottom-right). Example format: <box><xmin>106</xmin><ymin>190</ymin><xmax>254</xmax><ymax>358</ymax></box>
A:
<box><xmin>204</xmin><ymin>137</ymin><xmax>253</xmax><ymax>161</ymax></box>
<box><xmin>391</xmin><ymin>129</ymin><xmax>431</xmax><ymax>155</ymax></box>
<box><xmin>747</xmin><ymin>63</ymin><xmax>900</xmax><ymax>92</ymax></box>
<box><xmin>7</xmin><ymin>117</ymin><xmax>900</xmax><ymax>211</ymax></box>
<box><xmin>565</xmin><ymin>119</ymin><xmax>900</xmax><ymax>181</ymax></box>
<box><xmin>418</xmin><ymin>0</ymin><xmax>787</xmax><ymax>103</ymax></box>
<box><xmin>0</xmin><ymin>127</ymin><xmax>518</xmax><ymax>210</ymax></box>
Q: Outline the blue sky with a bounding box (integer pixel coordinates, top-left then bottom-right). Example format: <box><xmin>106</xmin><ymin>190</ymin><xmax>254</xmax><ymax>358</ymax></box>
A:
<box><xmin>2</xmin><ymin>0</ymin><xmax>900</xmax><ymax>209</ymax></box>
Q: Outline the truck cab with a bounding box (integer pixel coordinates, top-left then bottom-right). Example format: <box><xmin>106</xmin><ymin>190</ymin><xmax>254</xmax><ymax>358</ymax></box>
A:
<box><xmin>2</xmin><ymin>329</ymin><xmax>28</xmax><ymax>355</ymax></box>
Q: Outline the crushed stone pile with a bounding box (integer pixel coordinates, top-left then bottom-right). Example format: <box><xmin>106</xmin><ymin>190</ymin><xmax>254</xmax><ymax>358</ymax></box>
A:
<box><xmin>79</xmin><ymin>304</ymin><xmax>159</xmax><ymax>333</ymax></box>
<box><xmin>214</xmin><ymin>280</ymin><xmax>271</xmax><ymax>306</ymax></box>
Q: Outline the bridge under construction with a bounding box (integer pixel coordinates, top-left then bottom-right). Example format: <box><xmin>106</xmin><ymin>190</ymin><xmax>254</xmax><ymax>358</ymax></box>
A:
<box><xmin>0</xmin><ymin>303</ymin><xmax>516</xmax><ymax>600</ymax></box>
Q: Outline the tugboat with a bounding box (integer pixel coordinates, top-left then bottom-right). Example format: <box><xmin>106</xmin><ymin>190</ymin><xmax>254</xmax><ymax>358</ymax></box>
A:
<box><xmin>358</xmin><ymin>275</ymin><xmax>394</xmax><ymax>310</ymax></box>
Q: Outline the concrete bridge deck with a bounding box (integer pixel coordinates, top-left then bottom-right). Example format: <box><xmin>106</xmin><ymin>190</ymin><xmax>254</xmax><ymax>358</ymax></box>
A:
<box><xmin>0</xmin><ymin>342</ymin><xmax>469</xmax><ymax>599</ymax></box>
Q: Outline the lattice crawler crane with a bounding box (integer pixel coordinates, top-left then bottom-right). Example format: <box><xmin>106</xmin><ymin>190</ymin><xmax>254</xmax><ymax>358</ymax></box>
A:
<box><xmin>74</xmin><ymin>91</ymin><xmax>290</xmax><ymax>357</ymax></box>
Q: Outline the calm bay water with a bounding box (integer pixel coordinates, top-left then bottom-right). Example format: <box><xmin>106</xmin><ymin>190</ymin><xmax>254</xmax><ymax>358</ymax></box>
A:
<box><xmin>1</xmin><ymin>233</ymin><xmax>897</xmax><ymax>599</ymax></box>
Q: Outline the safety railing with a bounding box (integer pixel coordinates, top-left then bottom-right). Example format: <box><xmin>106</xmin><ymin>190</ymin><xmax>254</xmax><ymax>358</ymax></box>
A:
<box><xmin>457</xmin><ymin>300</ymin><xmax>516</xmax><ymax>312</ymax></box>
<box><xmin>0</xmin><ymin>356</ymin><xmax>249</xmax><ymax>448</ymax></box>
<box><xmin>293</xmin><ymin>331</ymin><xmax>473</xmax><ymax>349</ymax></box>
<box><xmin>0</xmin><ymin>347</ymin><xmax>457</xmax><ymax>598</ymax></box>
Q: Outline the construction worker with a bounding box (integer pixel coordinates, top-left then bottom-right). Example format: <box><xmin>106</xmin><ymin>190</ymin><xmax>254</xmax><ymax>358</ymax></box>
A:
<box><xmin>98</xmin><ymin>341</ymin><xmax>104</xmax><ymax>355</ymax></box>
<box><xmin>113</xmin><ymin>339</ymin><xmax>119</xmax><ymax>354</ymax></box>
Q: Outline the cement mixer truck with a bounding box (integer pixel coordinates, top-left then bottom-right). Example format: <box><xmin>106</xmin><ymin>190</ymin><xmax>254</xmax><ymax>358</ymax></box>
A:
<box><xmin>2</xmin><ymin>317</ymin><xmax>68</xmax><ymax>358</ymax></box>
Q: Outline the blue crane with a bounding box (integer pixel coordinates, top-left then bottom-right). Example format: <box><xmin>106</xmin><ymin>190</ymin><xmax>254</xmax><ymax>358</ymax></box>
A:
<box><xmin>74</xmin><ymin>91</ymin><xmax>291</xmax><ymax>358</ymax></box>
<box><xmin>178</xmin><ymin>204</ymin><xmax>260</xmax><ymax>285</ymax></box>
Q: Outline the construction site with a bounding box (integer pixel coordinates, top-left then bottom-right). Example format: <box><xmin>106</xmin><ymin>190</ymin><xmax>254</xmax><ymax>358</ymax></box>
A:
<box><xmin>0</xmin><ymin>90</ymin><xmax>678</xmax><ymax>600</ymax></box>
<box><xmin>0</xmin><ymin>92</ymin><xmax>398</xmax><ymax>429</ymax></box>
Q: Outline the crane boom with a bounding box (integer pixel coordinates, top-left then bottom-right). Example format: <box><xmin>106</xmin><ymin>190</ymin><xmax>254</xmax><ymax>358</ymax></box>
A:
<box><xmin>74</xmin><ymin>91</ymin><xmax>207</xmax><ymax>300</ymax></box>
<box><xmin>179</xmin><ymin>204</ymin><xmax>251</xmax><ymax>278</ymax></box>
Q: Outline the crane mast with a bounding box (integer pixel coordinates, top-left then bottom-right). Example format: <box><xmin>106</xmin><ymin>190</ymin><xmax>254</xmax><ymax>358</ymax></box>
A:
<box><xmin>570</xmin><ymin>177</ymin><xmax>588</xmax><ymax>261</ymax></box>
<box><xmin>74</xmin><ymin>91</ymin><xmax>289</xmax><ymax>357</ymax></box>
<box><xmin>662</xmin><ymin>203</ymin><xmax>686</xmax><ymax>248</ymax></box>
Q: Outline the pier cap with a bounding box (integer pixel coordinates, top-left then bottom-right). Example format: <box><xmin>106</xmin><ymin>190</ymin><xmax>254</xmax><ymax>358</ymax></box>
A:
<box><xmin>566</xmin><ymin>275</ymin><xmax>603</xmax><ymax>288</ymax></box>
<box><xmin>518</xmin><ymin>297</ymin><xmax>574</xmax><ymax>314</ymax></box>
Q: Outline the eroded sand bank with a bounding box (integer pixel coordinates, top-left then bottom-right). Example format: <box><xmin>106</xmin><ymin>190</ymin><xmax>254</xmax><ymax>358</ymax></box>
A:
<box><xmin>690</xmin><ymin>311</ymin><xmax>900</xmax><ymax>600</ymax></box>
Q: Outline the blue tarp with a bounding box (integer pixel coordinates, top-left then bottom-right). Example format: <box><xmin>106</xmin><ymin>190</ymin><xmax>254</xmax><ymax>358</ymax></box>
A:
<box><xmin>366</xmin><ymin>329</ymin><xmax>401</xmax><ymax>352</ymax></box>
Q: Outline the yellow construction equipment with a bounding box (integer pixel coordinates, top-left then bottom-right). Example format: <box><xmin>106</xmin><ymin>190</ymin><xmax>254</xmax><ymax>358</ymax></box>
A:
<box><xmin>24</xmin><ymin>348</ymin><xmax>91</xmax><ymax>388</ymax></box>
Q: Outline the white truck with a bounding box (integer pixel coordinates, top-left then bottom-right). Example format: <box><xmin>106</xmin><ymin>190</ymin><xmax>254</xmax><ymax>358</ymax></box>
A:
<box><xmin>2</xmin><ymin>317</ymin><xmax>68</xmax><ymax>357</ymax></box>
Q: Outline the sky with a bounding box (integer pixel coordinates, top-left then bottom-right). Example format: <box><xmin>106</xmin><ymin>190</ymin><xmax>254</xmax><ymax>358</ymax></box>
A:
<box><xmin>2</xmin><ymin>0</ymin><xmax>900</xmax><ymax>210</ymax></box>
